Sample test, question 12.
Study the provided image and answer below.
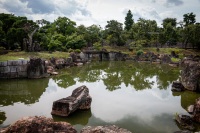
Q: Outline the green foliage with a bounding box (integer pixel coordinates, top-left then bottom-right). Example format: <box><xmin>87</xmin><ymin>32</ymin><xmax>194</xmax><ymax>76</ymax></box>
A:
<box><xmin>171</xmin><ymin>57</ymin><xmax>180</xmax><ymax>63</ymax></box>
<box><xmin>75</xmin><ymin>49</ymin><xmax>81</xmax><ymax>53</ymax></box>
<box><xmin>53</xmin><ymin>17</ymin><xmax>76</xmax><ymax>35</ymax></box>
<box><xmin>68</xmin><ymin>48</ymin><xmax>74</xmax><ymax>53</ymax></box>
<box><xmin>136</xmin><ymin>50</ymin><xmax>144</xmax><ymax>56</ymax></box>
<box><xmin>65</xmin><ymin>33</ymin><xmax>86</xmax><ymax>49</ymax></box>
<box><xmin>183</xmin><ymin>12</ymin><xmax>196</xmax><ymax>26</ymax></box>
<box><xmin>48</xmin><ymin>39</ymin><xmax>62</xmax><ymax>51</ymax></box>
<box><xmin>105</xmin><ymin>20</ymin><xmax>125</xmax><ymax>46</ymax></box>
<box><xmin>162</xmin><ymin>18</ymin><xmax>177</xmax><ymax>28</ymax></box>
<box><xmin>124</xmin><ymin>10</ymin><xmax>134</xmax><ymax>31</ymax></box>
<box><xmin>93</xmin><ymin>42</ymin><xmax>102</xmax><ymax>50</ymax></box>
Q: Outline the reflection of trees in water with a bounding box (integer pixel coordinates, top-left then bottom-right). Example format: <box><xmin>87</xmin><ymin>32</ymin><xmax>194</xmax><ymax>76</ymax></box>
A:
<box><xmin>53</xmin><ymin>61</ymin><xmax>180</xmax><ymax>91</ymax></box>
<box><xmin>0</xmin><ymin>111</ymin><xmax>6</xmax><ymax>125</ymax></box>
<box><xmin>172</xmin><ymin>91</ymin><xmax>200</xmax><ymax>111</ymax></box>
<box><xmin>53</xmin><ymin>74</ymin><xmax>76</xmax><ymax>88</ymax></box>
<box><xmin>0</xmin><ymin>78</ymin><xmax>48</xmax><ymax>106</ymax></box>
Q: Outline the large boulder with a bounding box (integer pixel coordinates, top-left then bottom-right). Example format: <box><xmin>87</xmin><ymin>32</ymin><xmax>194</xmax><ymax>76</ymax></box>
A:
<box><xmin>51</xmin><ymin>85</ymin><xmax>92</xmax><ymax>117</ymax></box>
<box><xmin>181</xmin><ymin>59</ymin><xmax>200</xmax><ymax>91</ymax></box>
<box><xmin>80</xmin><ymin>125</ymin><xmax>132</xmax><ymax>133</ymax></box>
<box><xmin>175</xmin><ymin>114</ymin><xmax>195</xmax><ymax>131</ymax></box>
<box><xmin>27</xmin><ymin>58</ymin><xmax>49</xmax><ymax>78</ymax></box>
<box><xmin>160</xmin><ymin>54</ymin><xmax>172</xmax><ymax>64</ymax></box>
<box><xmin>171</xmin><ymin>81</ymin><xmax>184</xmax><ymax>92</ymax></box>
<box><xmin>191</xmin><ymin>98</ymin><xmax>200</xmax><ymax>122</ymax></box>
<box><xmin>0</xmin><ymin>116</ymin><xmax>77</xmax><ymax>133</ymax></box>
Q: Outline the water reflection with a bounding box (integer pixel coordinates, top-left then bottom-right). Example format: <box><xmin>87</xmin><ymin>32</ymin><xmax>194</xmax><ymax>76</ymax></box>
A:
<box><xmin>54</xmin><ymin>61</ymin><xmax>180</xmax><ymax>91</ymax></box>
<box><xmin>0</xmin><ymin>78</ymin><xmax>49</xmax><ymax>106</ymax></box>
<box><xmin>0</xmin><ymin>111</ymin><xmax>6</xmax><ymax>124</ymax></box>
<box><xmin>53</xmin><ymin>110</ymin><xmax>92</xmax><ymax>125</ymax></box>
<box><xmin>173</xmin><ymin>91</ymin><xmax>200</xmax><ymax>111</ymax></box>
<box><xmin>1</xmin><ymin>61</ymin><xmax>200</xmax><ymax>133</ymax></box>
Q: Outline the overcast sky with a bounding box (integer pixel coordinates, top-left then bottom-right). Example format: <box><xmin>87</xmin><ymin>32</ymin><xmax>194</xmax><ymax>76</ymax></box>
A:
<box><xmin>0</xmin><ymin>0</ymin><xmax>200</xmax><ymax>28</ymax></box>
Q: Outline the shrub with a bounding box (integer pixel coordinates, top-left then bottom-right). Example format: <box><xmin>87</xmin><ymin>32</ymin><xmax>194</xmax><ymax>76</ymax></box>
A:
<box><xmin>93</xmin><ymin>42</ymin><xmax>102</xmax><ymax>50</ymax></box>
<box><xmin>136</xmin><ymin>50</ymin><xmax>144</xmax><ymax>56</ymax></box>
<box><xmin>75</xmin><ymin>49</ymin><xmax>81</xmax><ymax>53</ymax></box>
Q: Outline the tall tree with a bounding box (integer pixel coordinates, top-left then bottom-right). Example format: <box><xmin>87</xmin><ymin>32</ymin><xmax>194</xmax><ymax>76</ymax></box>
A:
<box><xmin>161</xmin><ymin>18</ymin><xmax>178</xmax><ymax>47</ymax></box>
<box><xmin>105</xmin><ymin>20</ymin><xmax>124</xmax><ymax>46</ymax></box>
<box><xmin>182</xmin><ymin>12</ymin><xmax>196</xmax><ymax>48</ymax></box>
<box><xmin>183</xmin><ymin>12</ymin><xmax>196</xmax><ymax>26</ymax></box>
<box><xmin>124</xmin><ymin>10</ymin><xmax>134</xmax><ymax>31</ymax></box>
<box><xmin>162</xmin><ymin>18</ymin><xmax>177</xmax><ymax>28</ymax></box>
<box><xmin>53</xmin><ymin>17</ymin><xmax>76</xmax><ymax>36</ymax></box>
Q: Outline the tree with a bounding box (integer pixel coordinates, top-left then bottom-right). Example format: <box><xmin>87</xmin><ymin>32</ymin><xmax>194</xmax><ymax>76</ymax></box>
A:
<box><xmin>53</xmin><ymin>17</ymin><xmax>76</xmax><ymax>36</ymax></box>
<box><xmin>183</xmin><ymin>12</ymin><xmax>196</xmax><ymax>26</ymax></box>
<box><xmin>182</xmin><ymin>12</ymin><xmax>196</xmax><ymax>48</ymax></box>
<box><xmin>124</xmin><ymin>10</ymin><xmax>134</xmax><ymax>31</ymax></box>
<box><xmin>161</xmin><ymin>18</ymin><xmax>178</xmax><ymax>47</ymax></box>
<box><xmin>65</xmin><ymin>33</ymin><xmax>86</xmax><ymax>49</ymax></box>
<box><xmin>23</xmin><ymin>20</ymin><xmax>39</xmax><ymax>51</ymax></box>
<box><xmin>162</xmin><ymin>18</ymin><xmax>177</xmax><ymax>28</ymax></box>
<box><xmin>105</xmin><ymin>20</ymin><xmax>125</xmax><ymax>46</ymax></box>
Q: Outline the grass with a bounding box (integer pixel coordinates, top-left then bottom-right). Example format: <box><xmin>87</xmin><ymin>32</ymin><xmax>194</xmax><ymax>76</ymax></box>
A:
<box><xmin>0</xmin><ymin>47</ymin><xmax>199</xmax><ymax>61</ymax></box>
<box><xmin>0</xmin><ymin>51</ymin><xmax>69</xmax><ymax>61</ymax></box>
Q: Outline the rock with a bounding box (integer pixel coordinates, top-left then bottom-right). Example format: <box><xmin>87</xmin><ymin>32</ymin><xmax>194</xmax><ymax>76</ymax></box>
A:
<box><xmin>80</xmin><ymin>125</ymin><xmax>132</xmax><ymax>133</ymax></box>
<box><xmin>0</xmin><ymin>116</ymin><xmax>77</xmax><ymax>133</ymax></box>
<box><xmin>187</xmin><ymin>105</ymin><xmax>194</xmax><ymax>114</ymax></box>
<box><xmin>51</xmin><ymin>85</ymin><xmax>92</xmax><ymax>117</ymax></box>
<box><xmin>55</xmin><ymin>58</ymin><xmax>65</xmax><ymax>69</ymax></box>
<box><xmin>75</xmin><ymin>62</ymin><xmax>83</xmax><ymax>66</ymax></box>
<box><xmin>160</xmin><ymin>54</ymin><xmax>172</xmax><ymax>64</ymax></box>
<box><xmin>27</xmin><ymin>58</ymin><xmax>49</xmax><ymax>78</ymax></box>
<box><xmin>70</xmin><ymin>52</ymin><xmax>77</xmax><ymax>62</ymax></box>
<box><xmin>192</xmin><ymin>98</ymin><xmax>200</xmax><ymax>122</ymax></box>
<box><xmin>169</xmin><ymin>63</ymin><xmax>179</xmax><ymax>67</ymax></box>
<box><xmin>171</xmin><ymin>81</ymin><xmax>184</xmax><ymax>92</ymax></box>
<box><xmin>181</xmin><ymin>59</ymin><xmax>200</xmax><ymax>91</ymax></box>
<box><xmin>47</xmin><ymin>66</ymin><xmax>54</xmax><ymax>74</ymax></box>
<box><xmin>175</xmin><ymin>114</ymin><xmax>195</xmax><ymax>130</ymax></box>
<box><xmin>51</xmin><ymin>72</ymin><xmax>58</xmax><ymax>75</ymax></box>
<box><xmin>174</xmin><ymin>130</ymin><xmax>193</xmax><ymax>133</ymax></box>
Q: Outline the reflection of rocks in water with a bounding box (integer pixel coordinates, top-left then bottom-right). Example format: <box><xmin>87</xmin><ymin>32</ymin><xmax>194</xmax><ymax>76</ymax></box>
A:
<box><xmin>52</xmin><ymin>109</ymin><xmax>92</xmax><ymax>125</ymax></box>
<box><xmin>175</xmin><ymin>114</ymin><xmax>195</xmax><ymax>131</ymax></box>
<box><xmin>0</xmin><ymin>78</ymin><xmax>49</xmax><ymax>106</ymax></box>
<box><xmin>0</xmin><ymin>111</ymin><xmax>6</xmax><ymax>125</ymax></box>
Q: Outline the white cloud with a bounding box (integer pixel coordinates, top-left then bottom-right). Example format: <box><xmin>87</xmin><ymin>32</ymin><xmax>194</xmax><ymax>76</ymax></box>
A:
<box><xmin>0</xmin><ymin>0</ymin><xmax>199</xmax><ymax>28</ymax></box>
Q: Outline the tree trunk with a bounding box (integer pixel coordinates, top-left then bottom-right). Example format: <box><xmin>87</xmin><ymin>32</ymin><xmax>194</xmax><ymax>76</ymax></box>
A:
<box><xmin>28</xmin><ymin>28</ymin><xmax>38</xmax><ymax>52</ymax></box>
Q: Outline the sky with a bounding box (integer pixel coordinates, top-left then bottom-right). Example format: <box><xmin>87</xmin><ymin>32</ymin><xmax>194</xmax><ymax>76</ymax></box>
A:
<box><xmin>0</xmin><ymin>0</ymin><xmax>200</xmax><ymax>28</ymax></box>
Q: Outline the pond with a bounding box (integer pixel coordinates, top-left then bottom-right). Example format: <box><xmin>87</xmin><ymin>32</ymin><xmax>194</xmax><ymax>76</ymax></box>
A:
<box><xmin>0</xmin><ymin>61</ymin><xmax>200</xmax><ymax>133</ymax></box>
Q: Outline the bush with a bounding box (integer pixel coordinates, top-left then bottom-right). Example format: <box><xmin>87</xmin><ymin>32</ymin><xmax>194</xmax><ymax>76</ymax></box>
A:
<box><xmin>75</xmin><ymin>49</ymin><xmax>81</xmax><ymax>53</ymax></box>
<box><xmin>68</xmin><ymin>48</ymin><xmax>74</xmax><ymax>53</ymax></box>
<box><xmin>93</xmin><ymin>42</ymin><xmax>102</xmax><ymax>50</ymax></box>
<box><xmin>136</xmin><ymin>50</ymin><xmax>144</xmax><ymax>56</ymax></box>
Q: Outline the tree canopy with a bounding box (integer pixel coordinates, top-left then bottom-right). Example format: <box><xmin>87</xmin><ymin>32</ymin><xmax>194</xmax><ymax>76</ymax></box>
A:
<box><xmin>0</xmin><ymin>11</ymin><xmax>200</xmax><ymax>51</ymax></box>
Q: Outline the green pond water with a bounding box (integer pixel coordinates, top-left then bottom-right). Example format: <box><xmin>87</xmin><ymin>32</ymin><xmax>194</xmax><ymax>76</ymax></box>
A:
<box><xmin>0</xmin><ymin>61</ymin><xmax>200</xmax><ymax>133</ymax></box>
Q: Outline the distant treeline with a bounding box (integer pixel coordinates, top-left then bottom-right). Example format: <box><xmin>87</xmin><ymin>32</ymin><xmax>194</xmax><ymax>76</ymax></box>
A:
<box><xmin>0</xmin><ymin>11</ymin><xmax>199</xmax><ymax>52</ymax></box>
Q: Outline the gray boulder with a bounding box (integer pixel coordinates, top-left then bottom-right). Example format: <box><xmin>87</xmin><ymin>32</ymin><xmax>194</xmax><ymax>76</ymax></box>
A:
<box><xmin>0</xmin><ymin>116</ymin><xmax>77</xmax><ymax>133</ymax></box>
<box><xmin>181</xmin><ymin>60</ymin><xmax>200</xmax><ymax>91</ymax></box>
<box><xmin>80</xmin><ymin>125</ymin><xmax>132</xmax><ymax>133</ymax></box>
<box><xmin>51</xmin><ymin>85</ymin><xmax>92</xmax><ymax>117</ymax></box>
